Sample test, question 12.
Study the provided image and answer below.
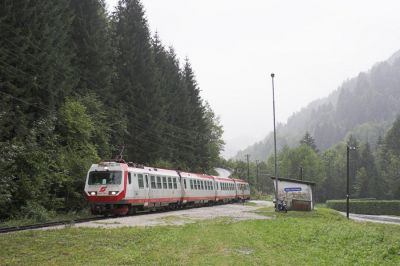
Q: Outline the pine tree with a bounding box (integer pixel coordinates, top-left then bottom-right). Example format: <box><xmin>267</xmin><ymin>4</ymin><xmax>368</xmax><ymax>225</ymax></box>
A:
<box><xmin>355</xmin><ymin>143</ymin><xmax>382</xmax><ymax>198</ymax></box>
<box><xmin>0</xmin><ymin>0</ymin><xmax>76</xmax><ymax>141</ymax></box>
<box><xmin>182</xmin><ymin>59</ymin><xmax>207</xmax><ymax>170</ymax></box>
<box><xmin>69</xmin><ymin>0</ymin><xmax>112</xmax><ymax>97</ymax></box>
<box><xmin>300</xmin><ymin>131</ymin><xmax>318</xmax><ymax>152</ymax></box>
<box><xmin>112</xmin><ymin>0</ymin><xmax>163</xmax><ymax>163</ymax></box>
<box><xmin>152</xmin><ymin>36</ymin><xmax>182</xmax><ymax>163</ymax></box>
<box><xmin>385</xmin><ymin>116</ymin><xmax>400</xmax><ymax>156</ymax></box>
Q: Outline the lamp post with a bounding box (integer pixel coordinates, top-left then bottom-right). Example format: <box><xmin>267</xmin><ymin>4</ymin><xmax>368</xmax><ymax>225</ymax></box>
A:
<box><xmin>346</xmin><ymin>145</ymin><xmax>356</xmax><ymax>219</ymax></box>
<box><xmin>271</xmin><ymin>73</ymin><xmax>279</xmax><ymax>210</ymax></box>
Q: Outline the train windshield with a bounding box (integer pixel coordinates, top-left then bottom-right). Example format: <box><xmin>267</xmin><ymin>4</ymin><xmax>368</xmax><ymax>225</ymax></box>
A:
<box><xmin>88</xmin><ymin>171</ymin><xmax>122</xmax><ymax>185</ymax></box>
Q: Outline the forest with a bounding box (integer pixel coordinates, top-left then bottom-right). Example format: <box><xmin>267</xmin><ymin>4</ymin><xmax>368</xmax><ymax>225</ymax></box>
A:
<box><xmin>227</xmin><ymin>117</ymin><xmax>400</xmax><ymax>202</ymax></box>
<box><xmin>0</xmin><ymin>0</ymin><xmax>224</xmax><ymax>220</ymax></box>
<box><xmin>236</xmin><ymin>49</ymin><xmax>400</xmax><ymax>161</ymax></box>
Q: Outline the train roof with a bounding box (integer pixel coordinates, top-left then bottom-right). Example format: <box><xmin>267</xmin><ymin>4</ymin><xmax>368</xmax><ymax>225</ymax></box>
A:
<box><xmin>231</xmin><ymin>178</ymin><xmax>248</xmax><ymax>184</ymax></box>
<box><xmin>95</xmin><ymin>161</ymin><xmax>248</xmax><ymax>184</ymax></box>
<box><xmin>179</xmin><ymin>172</ymin><xmax>214</xmax><ymax>179</ymax></box>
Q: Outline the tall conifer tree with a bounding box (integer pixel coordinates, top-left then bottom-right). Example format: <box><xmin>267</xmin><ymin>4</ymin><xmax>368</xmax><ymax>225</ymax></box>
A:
<box><xmin>112</xmin><ymin>0</ymin><xmax>162</xmax><ymax>163</ymax></box>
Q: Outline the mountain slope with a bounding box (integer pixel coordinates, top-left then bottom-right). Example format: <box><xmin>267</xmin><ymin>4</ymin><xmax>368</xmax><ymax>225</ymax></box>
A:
<box><xmin>235</xmin><ymin>50</ymin><xmax>400</xmax><ymax>160</ymax></box>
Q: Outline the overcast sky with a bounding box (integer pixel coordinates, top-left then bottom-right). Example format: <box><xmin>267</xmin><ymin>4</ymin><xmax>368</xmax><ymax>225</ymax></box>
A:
<box><xmin>105</xmin><ymin>0</ymin><xmax>400</xmax><ymax>158</ymax></box>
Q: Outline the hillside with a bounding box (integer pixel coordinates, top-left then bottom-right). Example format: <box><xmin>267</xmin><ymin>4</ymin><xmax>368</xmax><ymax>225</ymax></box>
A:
<box><xmin>235</xmin><ymin>50</ymin><xmax>400</xmax><ymax>160</ymax></box>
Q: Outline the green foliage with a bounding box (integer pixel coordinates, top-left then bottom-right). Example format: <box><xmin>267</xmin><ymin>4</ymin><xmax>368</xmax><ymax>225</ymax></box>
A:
<box><xmin>327</xmin><ymin>199</ymin><xmax>400</xmax><ymax>216</ymax></box>
<box><xmin>0</xmin><ymin>0</ymin><xmax>225</xmax><ymax>220</ymax></box>
<box><xmin>385</xmin><ymin>116</ymin><xmax>400</xmax><ymax>156</ymax></box>
<box><xmin>19</xmin><ymin>201</ymin><xmax>55</xmax><ymax>223</ymax></box>
<box><xmin>236</xmin><ymin>51</ymin><xmax>400</xmax><ymax>162</ymax></box>
<box><xmin>277</xmin><ymin>144</ymin><xmax>324</xmax><ymax>185</ymax></box>
<box><xmin>300</xmin><ymin>131</ymin><xmax>318</xmax><ymax>152</ymax></box>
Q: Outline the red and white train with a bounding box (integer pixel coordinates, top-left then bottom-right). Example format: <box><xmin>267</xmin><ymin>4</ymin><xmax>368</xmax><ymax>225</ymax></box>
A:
<box><xmin>84</xmin><ymin>160</ymin><xmax>250</xmax><ymax>215</ymax></box>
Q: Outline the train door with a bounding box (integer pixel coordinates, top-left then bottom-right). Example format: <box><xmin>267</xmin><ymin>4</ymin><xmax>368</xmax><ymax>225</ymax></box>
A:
<box><xmin>144</xmin><ymin>174</ymin><xmax>150</xmax><ymax>207</ymax></box>
<box><xmin>177</xmin><ymin>172</ymin><xmax>185</xmax><ymax>203</ymax></box>
<box><xmin>125</xmin><ymin>172</ymin><xmax>134</xmax><ymax>198</ymax></box>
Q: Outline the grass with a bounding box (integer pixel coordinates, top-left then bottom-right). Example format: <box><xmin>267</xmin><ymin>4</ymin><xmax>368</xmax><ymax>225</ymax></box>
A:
<box><xmin>0</xmin><ymin>209</ymin><xmax>95</xmax><ymax>228</ymax></box>
<box><xmin>1</xmin><ymin>208</ymin><xmax>400</xmax><ymax>265</ymax></box>
<box><xmin>250</xmin><ymin>193</ymin><xmax>273</xmax><ymax>201</ymax></box>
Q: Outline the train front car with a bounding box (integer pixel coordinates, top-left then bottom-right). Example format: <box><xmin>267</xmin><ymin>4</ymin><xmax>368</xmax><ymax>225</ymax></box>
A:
<box><xmin>84</xmin><ymin>161</ymin><xmax>129</xmax><ymax>216</ymax></box>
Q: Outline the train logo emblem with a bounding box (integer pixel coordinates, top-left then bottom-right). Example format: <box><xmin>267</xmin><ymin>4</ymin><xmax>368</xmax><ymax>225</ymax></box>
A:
<box><xmin>99</xmin><ymin>186</ymin><xmax>107</xmax><ymax>192</ymax></box>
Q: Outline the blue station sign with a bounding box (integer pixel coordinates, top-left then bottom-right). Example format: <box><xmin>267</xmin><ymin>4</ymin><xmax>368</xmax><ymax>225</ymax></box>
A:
<box><xmin>284</xmin><ymin>187</ymin><xmax>302</xmax><ymax>192</ymax></box>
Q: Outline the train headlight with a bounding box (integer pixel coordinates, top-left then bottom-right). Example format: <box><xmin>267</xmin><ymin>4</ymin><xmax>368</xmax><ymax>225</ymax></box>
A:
<box><xmin>90</xmin><ymin>191</ymin><xmax>96</xmax><ymax>196</ymax></box>
<box><xmin>109</xmin><ymin>191</ymin><xmax>119</xmax><ymax>195</ymax></box>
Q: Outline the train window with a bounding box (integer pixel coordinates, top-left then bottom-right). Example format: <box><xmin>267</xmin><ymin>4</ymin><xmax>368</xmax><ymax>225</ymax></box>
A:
<box><xmin>206</xmin><ymin>181</ymin><xmax>209</xmax><ymax>190</ymax></box>
<box><xmin>157</xmin><ymin>176</ymin><xmax>162</xmax><ymax>189</ymax></box>
<box><xmin>208</xmin><ymin>181</ymin><xmax>211</xmax><ymax>190</ymax></box>
<box><xmin>211</xmin><ymin>183</ymin><xmax>214</xmax><ymax>190</ymax></box>
<box><xmin>201</xmin><ymin>181</ymin><xmax>205</xmax><ymax>190</ymax></box>
<box><xmin>151</xmin><ymin>176</ymin><xmax>156</xmax><ymax>189</ymax></box>
<box><xmin>190</xmin><ymin>179</ymin><xmax>193</xmax><ymax>189</ymax></box>
<box><xmin>145</xmin><ymin>175</ymin><xmax>149</xmax><ymax>188</ymax></box>
<box><xmin>195</xmin><ymin>180</ymin><xmax>198</xmax><ymax>190</ymax></box>
<box><xmin>128</xmin><ymin>173</ymin><xmax>131</xmax><ymax>184</ymax></box>
<box><xmin>216</xmin><ymin>182</ymin><xmax>219</xmax><ymax>190</ymax></box>
<box><xmin>162</xmin><ymin>176</ymin><xmax>167</xmax><ymax>189</ymax></box>
<box><xmin>173</xmin><ymin>178</ymin><xmax>177</xmax><ymax>189</ymax></box>
<box><xmin>184</xmin><ymin>179</ymin><xmax>187</xmax><ymax>189</ymax></box>
<box><xmin>88</xmin><ymin>171</ymin><xmax>122</xmax><ymax>185</ymax></box>
<box><xmin>138</xmin><ymin>174</ymin><xmax>144</xmax><ymax>188</ymax></box>
<box><xmin>168</xmin><ymin>177</ymin><xmax>172</xmax><ymax>189</ymax></box>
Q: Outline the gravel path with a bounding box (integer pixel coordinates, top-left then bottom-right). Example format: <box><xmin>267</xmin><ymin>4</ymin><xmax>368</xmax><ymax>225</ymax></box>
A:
<box><xmin>63</xmin><ymin>201</ymin><xmax>273</xmax><ymax>229</ymax></box>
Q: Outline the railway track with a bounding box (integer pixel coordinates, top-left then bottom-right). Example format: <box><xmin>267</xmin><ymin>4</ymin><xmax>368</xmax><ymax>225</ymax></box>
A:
<box><xmin>0</xmin><ymin>202</ymin><xmax>245</xmax><ymax>234</ymax></box>
<box><xmin>0</xmin><ymin>216</ymin><xmax>107</xmax><ymax>234</ymax></box>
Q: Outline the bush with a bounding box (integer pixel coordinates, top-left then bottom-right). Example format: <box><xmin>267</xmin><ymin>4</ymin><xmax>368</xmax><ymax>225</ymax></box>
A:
<box><xmin>19</xmin><ymin>201</ymin><xmax>55</xmax><ymax>223</ymax></box>
<box><xmin>326</xmin><ymin>199</ymin><xmax>400</xmax><ymax>216</ymax></box>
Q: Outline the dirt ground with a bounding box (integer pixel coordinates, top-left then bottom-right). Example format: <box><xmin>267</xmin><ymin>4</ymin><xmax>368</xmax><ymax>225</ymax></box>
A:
<box><xmin>63</xmin><ymin>201</ymin><xmax>273</xmax><ymax>229</ymax></box>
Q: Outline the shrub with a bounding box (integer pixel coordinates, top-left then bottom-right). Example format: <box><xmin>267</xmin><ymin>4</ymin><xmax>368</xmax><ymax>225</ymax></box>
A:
<box><xmin>19</xmin><ymin>201</ymin><xmax>55</xmax><ymax>222</ymax></box>
<box><xmin>326</xmin><ymin>199</ymin><xmax>400</xmax><ymax>216</ymax></box>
